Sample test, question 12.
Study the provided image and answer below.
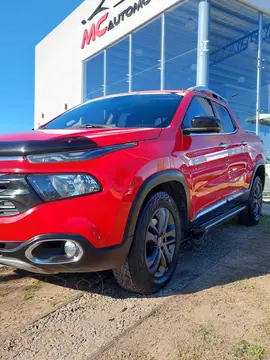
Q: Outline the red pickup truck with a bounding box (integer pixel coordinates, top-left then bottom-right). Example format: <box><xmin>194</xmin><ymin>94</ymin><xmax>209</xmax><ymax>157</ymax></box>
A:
<box><xmin>0</xmin><ymin>87</ymin><xmax>265</xmax><ymax>294</ymax></box>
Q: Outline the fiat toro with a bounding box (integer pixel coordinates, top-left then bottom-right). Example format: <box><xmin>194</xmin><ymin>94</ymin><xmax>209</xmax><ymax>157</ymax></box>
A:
<box><xmin>0</xmin><ymin>87</ymin><xmax>265</xmax><ymax>294</ymax></box>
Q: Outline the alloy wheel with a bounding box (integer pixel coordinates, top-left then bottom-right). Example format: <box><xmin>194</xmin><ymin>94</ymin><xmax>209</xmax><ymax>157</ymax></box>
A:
<box><xmin>145</xmin><ymin>207</ymin><xmax>176</xmax><ymax>278</ymax></box>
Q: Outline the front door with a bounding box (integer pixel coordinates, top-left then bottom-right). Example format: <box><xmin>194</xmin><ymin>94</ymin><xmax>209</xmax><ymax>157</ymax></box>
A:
<box><xmin>180</xmin><ymin>95</ymin><xmax>231</xmax><ymax>220</ymax></box>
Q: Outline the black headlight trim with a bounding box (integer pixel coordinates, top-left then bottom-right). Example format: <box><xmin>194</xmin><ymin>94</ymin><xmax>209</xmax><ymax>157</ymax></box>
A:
<box><xmin>26</xmin><ymin>142</ymin><xmax>138</xmax><ymax>163</ymax></box>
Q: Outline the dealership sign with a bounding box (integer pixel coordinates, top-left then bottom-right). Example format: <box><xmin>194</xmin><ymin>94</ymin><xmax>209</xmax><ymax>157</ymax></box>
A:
<box><xmin>81</xmin><ymin>0</ymin><xmax>151</xmax><ymax>49</ymax></box>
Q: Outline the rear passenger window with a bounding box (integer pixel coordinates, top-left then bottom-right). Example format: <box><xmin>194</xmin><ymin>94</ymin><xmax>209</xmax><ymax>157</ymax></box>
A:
<box><xmin>215</xmin><ymin>104</ymin><xmax>236</xmax><ymax>133</ymax></box>
<box><xmin>182</xmin><ymin>96</ymin><xmax>214</xmax><ymax>129</ymax></box>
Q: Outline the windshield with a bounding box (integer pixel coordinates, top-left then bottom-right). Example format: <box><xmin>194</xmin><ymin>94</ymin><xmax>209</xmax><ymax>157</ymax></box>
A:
<box><xmin>43</xmin><ymin>94</ymin><xmax>183</xmax><ymax>130</ymax></box>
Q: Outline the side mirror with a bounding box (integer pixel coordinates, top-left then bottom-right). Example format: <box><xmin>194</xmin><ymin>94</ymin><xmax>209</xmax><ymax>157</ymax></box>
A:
<box><xmin>183</xmin><ymin>116</ymin><xmax>221</xmax><ymax>134</ymax></box>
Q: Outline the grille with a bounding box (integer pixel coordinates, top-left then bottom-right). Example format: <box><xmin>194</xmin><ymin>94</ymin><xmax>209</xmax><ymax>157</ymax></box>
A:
<box><xmin>0</xmin><ymin>200</ymin><xmax>19</xmax><ymax>217</ymax></box>
<box><xmin>0</xmin><ymin>174</ymin><xmax>43</xmax><ymax>217</ymax></box>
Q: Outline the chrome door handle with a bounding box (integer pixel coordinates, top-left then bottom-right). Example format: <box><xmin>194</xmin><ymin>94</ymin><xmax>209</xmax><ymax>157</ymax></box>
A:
<box><xmin>219</xmin><ymin>143</ymin><xmax>229</xmax><ymax>148</ymax></box>
<box><xmin>241</xmin><ymin>141</ymin><xmax>248</xmax><ymax>146</ymax></box>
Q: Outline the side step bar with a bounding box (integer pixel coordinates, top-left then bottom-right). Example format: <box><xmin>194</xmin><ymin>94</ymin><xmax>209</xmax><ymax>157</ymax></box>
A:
<box><xmin>193</xmin><ymin>204</ymin><xmax>247</xmax><ymax>234</ymax></box>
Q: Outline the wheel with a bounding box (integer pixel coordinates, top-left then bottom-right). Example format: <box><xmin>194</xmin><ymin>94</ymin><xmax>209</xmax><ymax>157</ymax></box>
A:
<box><xmin>113</xmin><ymin>192</ymin><xmax>182</xmax><ymax>294</ymax></box>
<box><xmin>239</xmin><ymin>176</ymin><xmax>263</xmax><ymax>226</ymax></box>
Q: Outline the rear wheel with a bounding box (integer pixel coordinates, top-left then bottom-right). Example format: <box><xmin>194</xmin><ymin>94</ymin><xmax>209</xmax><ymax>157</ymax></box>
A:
<box><xmin>239</xmin><ymin>176</ymin><xmax>263</xmax><ymax>226</ymax></box>
<box><xmin>113</xmin><ymin>192</ymin><xmax>182</xmax><ymax>294</ymax></box>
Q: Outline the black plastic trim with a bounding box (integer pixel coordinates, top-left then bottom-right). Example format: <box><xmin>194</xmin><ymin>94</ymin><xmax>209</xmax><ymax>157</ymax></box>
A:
<box><xmin>123</xmin><ymin>170</ymin><xmax>190</xmax><ymax>242</ymax></box>
<box><xmin>0</xmin><ymin>234</ymin><xmax>132</xmax><ymax>273</ymax></box>
<box><xmin>0</xmin><ymin>242</ymin><xmax>23</xmax><ymax>251</ymax></box>
<box><xmin>250</xmin><ymin>159</ymin><xmax>265</xmax><ymax>189</ymax></box>
<box><xmin>0</xmin><ymin>135</ymin><xmax>97</xmax><ymax>156</ymax></box>
<box><xmin>26</xmin><ymin>142</ymin><xmax>138</xmax><ymax>163</ymax></box>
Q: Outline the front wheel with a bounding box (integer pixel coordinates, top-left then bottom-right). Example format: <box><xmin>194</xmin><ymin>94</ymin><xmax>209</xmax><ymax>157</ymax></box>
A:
<box><xmin>113</xmin><ymin>192</ymin><xmax>182</xmax><ymax>294</ymax></box>
<box><xmin>239</xmin><ymin>176</ymin><xmax>263</xmax><ymax>226</ymax></box>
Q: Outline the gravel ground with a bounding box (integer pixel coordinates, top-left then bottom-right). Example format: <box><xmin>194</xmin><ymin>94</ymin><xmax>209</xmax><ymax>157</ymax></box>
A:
<box><xmin>1</xmin><ymin>218</ymin><xmax>268</xmax><ymax>360</ymax></box>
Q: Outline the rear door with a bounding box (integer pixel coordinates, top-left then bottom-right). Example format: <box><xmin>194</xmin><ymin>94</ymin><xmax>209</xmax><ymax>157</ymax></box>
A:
<box><xmin>214</xmin><ymin>102</ymin><xmax>251</xmax><ymax>196</ymax></box>
<box><xmin>180</xmin><ymin>95</ymin><xmax>231</xmax><ymax>219</ymax></box>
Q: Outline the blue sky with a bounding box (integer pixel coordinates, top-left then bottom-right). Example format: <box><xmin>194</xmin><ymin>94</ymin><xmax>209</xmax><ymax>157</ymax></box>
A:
<box><xmin>0</xmin><ymin>0</ymin><xmax>83</xmax><ymax>134</ymax></box>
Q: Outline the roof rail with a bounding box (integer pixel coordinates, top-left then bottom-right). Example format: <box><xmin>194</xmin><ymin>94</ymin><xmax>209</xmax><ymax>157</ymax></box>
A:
<box><xmin>187</xmin><ymin>86</ymin><xmax>228</xmax><ymax>104</ymax></box>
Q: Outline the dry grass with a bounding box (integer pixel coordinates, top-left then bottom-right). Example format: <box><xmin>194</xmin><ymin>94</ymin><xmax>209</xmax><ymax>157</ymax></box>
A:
<box><xmin>23</xmin><ymin>282</ymin><xmax>42</xmax><ymax>300</ymax></box>
<box><xmin>0</xmin><ymin>290</ymin><xmax>7</xmax><ymax>297</ymax></box>
<box><xmin>233</xmin><ymin>340</ymin><xmax>265</xmax><ymax>359</ymax></box>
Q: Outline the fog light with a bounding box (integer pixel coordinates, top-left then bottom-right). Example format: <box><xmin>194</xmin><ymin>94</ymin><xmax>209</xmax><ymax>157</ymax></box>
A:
<box><xmin>64</xmin><ymin>241</ymin><xmax>78</xmax><ymax>258</ymax></box>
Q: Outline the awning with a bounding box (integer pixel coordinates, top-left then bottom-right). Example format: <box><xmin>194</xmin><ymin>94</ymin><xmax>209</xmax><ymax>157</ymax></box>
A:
<box><xmin>247</xmin><ymin>114</ymin><xmax>270</xmax><ymax>125</ymax></box>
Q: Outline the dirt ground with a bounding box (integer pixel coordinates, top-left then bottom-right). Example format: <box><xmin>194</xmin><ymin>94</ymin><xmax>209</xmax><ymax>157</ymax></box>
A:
<box><xmin>0</xmin><ymin>268</ymin><xmax>108</xmax><ymax>341</ymax></box>
<box><xmin>0</xmin><ymin>217</ymin><xmax>270</xmax><ymax>360</ymax></box>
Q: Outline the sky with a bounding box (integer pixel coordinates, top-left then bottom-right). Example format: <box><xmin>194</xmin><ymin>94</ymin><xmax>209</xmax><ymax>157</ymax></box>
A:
<box><xmin>0</xmin><ymin>0</ymin><xmax>84</xmax><ymax>134</ymax></box>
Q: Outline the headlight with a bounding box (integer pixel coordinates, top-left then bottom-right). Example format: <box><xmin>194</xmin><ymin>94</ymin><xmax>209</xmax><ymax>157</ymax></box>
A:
<box><xmin>28</xmin><ymin>174</ymin><xmax>101</xmax><ymax>202</ymax></box>
<box><xmin>26</xmin><ymin>143</ymin><xmax>137</xmax><ymax>163</ymax></box>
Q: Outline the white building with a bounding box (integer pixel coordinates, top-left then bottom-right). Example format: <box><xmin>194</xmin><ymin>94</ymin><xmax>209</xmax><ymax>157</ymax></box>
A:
<box><xmin>35</xmin><ymin>0</ymin><xmax>270</xmax><ymax>150</ymax></box>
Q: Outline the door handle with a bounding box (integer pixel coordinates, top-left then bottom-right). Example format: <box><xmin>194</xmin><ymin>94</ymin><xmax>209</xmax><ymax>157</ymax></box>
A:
<box><xmin>219</xmin><ymin>143</ymin><xmax>229</xmax><ymax>148</ymax></box>
<box><xmin>241</xmin><ymin>141</ymin><xmax>248</xmax><ymax>146</ymax></box>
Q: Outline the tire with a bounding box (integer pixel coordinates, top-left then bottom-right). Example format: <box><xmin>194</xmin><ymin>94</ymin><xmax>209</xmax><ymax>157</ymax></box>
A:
<box><xmin>113</xmin><ymin>192</ymin><xmax>182</xmax><ymax>294</ymax></box>
<box><xmin>239</xmin><ymin>176</ymin><xmax>263</xmax><ymax>226</ymax></box>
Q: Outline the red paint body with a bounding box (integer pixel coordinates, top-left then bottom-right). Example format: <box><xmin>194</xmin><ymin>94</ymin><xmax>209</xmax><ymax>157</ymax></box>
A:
<box><xmin>0</xmin><ymin>90</ymin><xmax>264</xmax><ymax>249</ymax></box>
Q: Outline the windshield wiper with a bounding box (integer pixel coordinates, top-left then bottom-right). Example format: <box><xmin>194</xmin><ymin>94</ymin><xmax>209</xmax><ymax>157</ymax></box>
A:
<box><xmin>75</xmin><ymin>124</ymin><xmax>116</xmax><ymax>129</ymax></box>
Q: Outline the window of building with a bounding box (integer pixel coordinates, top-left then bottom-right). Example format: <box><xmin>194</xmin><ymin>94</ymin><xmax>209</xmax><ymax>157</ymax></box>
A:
<box><xmin>107</xmin><ymin>37</ymin><xmax>129</xmax><ymax>95</ymax></box>
<box><xmin>260</xmin><ymin>15</ymin><xmax>270</xmax><ymax>145</ymax></box>
<box><xmin>164</xmin><ymin>0</ymin><xmax>198</xmax><ymax>90</ymax></box>
<box><xmin>84</xmin><ymin>52</ymin><xmax>104</xmax><ymax>101</ymax></box>
<box><xmin>132</xmin><ymin>18</ymin><xmax>161</xmax><ymax>91</ymax></box>
<box><xmin>209</xmin><ymin>0</ymin><xmax>258</xmax><ymax>134</ymax></box>
<box><xmin>182</xmin><ymin>96</ymin><xmax>214</xmax><ymax>129</ymax></box>
<box><xmin>260</xmin><ymin>15</ymin><xmax>270</xmax><ymax>195</ymax></box>
<box><xmin>215</xmin><ymin>103</ymin><xmax>236</xmax><ymax>133</ymax></box>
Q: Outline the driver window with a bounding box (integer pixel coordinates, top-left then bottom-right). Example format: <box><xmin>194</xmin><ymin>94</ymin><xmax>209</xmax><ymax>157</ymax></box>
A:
<box><xmin>182</xmin><ymin>96</ymin><xmax>215</xmax><ymax>129</ymax></box>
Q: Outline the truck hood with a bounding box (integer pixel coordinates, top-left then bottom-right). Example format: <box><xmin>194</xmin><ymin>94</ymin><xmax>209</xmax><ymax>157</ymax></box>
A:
<box><xmin>0</xmin><ymin>128</ymin><xmax>161</xmax><ymax>156</ymax></box>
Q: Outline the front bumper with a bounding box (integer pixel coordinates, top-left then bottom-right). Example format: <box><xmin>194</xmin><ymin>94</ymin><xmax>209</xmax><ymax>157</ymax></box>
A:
<box><xmin>0</xmin><ymin>234</ymin><xmax>132</xmax><ymax>274</ymax></box>
<box><xmin>0</xmin><ymin>185</ymin><xmax>130</xmax><ymax>249</ymax></box>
